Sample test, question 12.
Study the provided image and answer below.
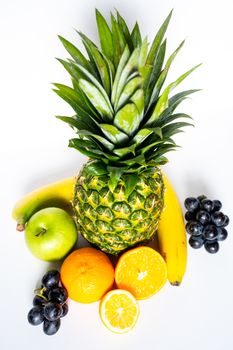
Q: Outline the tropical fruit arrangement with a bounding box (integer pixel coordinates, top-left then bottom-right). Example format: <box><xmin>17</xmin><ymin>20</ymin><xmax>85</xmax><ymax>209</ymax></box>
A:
<box><xmin>12</xmin><ymin>10</ymin><xmax>229</xmax><ymax>335</ymax></box>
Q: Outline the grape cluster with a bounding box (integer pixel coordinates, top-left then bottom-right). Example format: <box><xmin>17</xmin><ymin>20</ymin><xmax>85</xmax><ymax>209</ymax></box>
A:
<box><xmin>27</xmin><ymin>270</ymin><xmax>68</xmax><ymax>335</ymax></box>
<box><xmin>184</xmin><ymin>196</ymin><xmax>229</xmax><ymax>253</ymax></box>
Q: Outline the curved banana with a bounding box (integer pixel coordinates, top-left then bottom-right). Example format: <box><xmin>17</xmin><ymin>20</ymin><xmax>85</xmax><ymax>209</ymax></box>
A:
<box><xmin>12</xmin><ymin>177</ymin><xmax>76</xmax><ymax>231</ymax></box>
<box><xmin>157</xmin><ymin>173</ymin><xmax>187</xmax><ymax>286</ymax></box>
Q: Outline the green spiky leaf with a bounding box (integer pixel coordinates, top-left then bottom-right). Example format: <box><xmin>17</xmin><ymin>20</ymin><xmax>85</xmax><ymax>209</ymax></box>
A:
<box><xmin>79</xmin><ymin>79</ymin><xmax>113</xmax><ymax>121</ymax></box>
<box><xmin>139</xmin><ymin>38</ymin><xmax>149</xmax><ymax>68</ymax></box>
<box><xmin>123</xmin><ymin>174</ymin><xmax>140</xmax><ymax>197</ymax></box>
<box><xmin>107</xmin><ymin>166</ymin><xmax>128</xmax><ymax>192</ymax></box>
<box><xmin>112</xmin><ymin>47</ymin><xmax>140</xmax><ymax>107</ymax></box>
<box><xmin>111</xmin><ymin>45</ymin><xmax>130</xmax><ymax>105</ymax></box>
<box><xmin>144</xmin><ymin>39</ymin><xmax>166</xmax><ymax>109</ymax></box>
<box><xmin>162</xmin><ymin>121</ymin><xmax>193</xmax><ymax>138</ymax></box>
<box><xmin>156</xmin><ymin>113</ymin><xmax>192</xmax><ymax>128</ymax></box>
<box><xmin>119</xmin><ymin>154</ymin><xmax>145</xmax><ymax>166</ymax></box>
<box><xmin>146</xmin><ymin>40</ymin><xmax>185</xmax><ymax>113</ymax></box>
<box><xmin>144</xmin><ymin>10</ymin><xmax>172</xmax><ymax>82</ymax></box>
<box><xmin>69</xmin><ymin>138</ymin><xmax>103</xmax><ymax>159</ymax></box>
<box><xmin>53</xmin><ymin>88</ymin><xmax>94</xmax><ymax>121</ymax></box>
<box><xmin>117</xmin><ymin>11</ymin><xmax>133</xmax><ymax>51</ymax></box>
<box><xmin>130</xmin><ymin>88</ymin><xmax>144</xmax><ymax>121</ymax></box>
<box><xmin>147</xmin><ymin>64</ymin><xmax>201</xmax><ymax>125</ymax></box>
<box><xmin>83</xmin><ymin>160</ymin><xmax>108</xmax><ymax>176</ymax></box>
<box><xmin>78</xmin><ymin>32</ymin><xmax>111</xmax><ymax>95</ymax></box>
<box><xmin>113</xmin><ymin>144</ymin><xmax>136</xmax><ymax>157</ymax></box>
<box><xmin>56</xmin><ymin>115</ymin><xmax>98</xmax><ymax>133</ymax></box>
<box><xmin>111</xmin><ymin>14</ymin><xmax>127</xmax><ymax>68</ymax></box>
<box><xmin>58</xmin><ymin>36</ymin><xmax>93</xmax><ymax>72</ymax></box>
<box><xmin>72</xmin><ymin>62</ymin><xmax>113</xmax><ymax>113</ymax></box>
<box><xmin>100</xmin><ymin>124</ymin><xmax>129</xmax><ymax>145</ymax></box>
<box><xmin>114</xmin><ymin>103</ymin><xmax>140</xmax><ymax>136</ymax></box>
<box><xmin>130</xmin><ymin>128</ymin><xmax>154</xmax><ymax>146</ymax></box>
<box><xmin>77</xmin><ymin>130</ymin><xmax>115</xmax><ymax>151</ymax></box>
<box><xmin>116</xmin><ymin>76</ymin><xmax>143</xmax><ymax>110</ymax></box>
<box><xmin>131</xmin><ymin>22</ymin><xmax>142</xmax><ymax>48</ymax></box>
<box><xmin>95</xmin><ymin>9</ymin><xmax>114</xmax><ymax>62</ymax></box>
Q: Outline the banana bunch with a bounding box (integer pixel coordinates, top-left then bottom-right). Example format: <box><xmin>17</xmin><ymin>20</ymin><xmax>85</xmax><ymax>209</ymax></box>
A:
<box><xmin>12</xmin><ymin>174</ymin><xmax>187</xmax><ymax>285</ymax></box>
<box><xmin>157</xmin><ymin>173</ymin><xmax>187</xmax><ymax>286</ymax></box>
<box><xmin>12</xmin><ymin>177</ymin><xmax>76</xmax><ymax>231</ymax></box>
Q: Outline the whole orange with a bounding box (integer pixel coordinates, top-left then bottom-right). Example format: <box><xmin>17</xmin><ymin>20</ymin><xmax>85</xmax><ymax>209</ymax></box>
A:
<box><xmin>60</xmin><ymin>247</ymin><xmax>115</xmax><ymax>303</ymax></box>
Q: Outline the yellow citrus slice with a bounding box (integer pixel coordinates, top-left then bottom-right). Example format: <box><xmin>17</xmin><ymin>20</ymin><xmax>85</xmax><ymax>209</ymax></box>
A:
<box><xmin>99</xmin><ymin>289</ymin><xmax>140</xmax><ymax>333</ymax></box>
<box><xmin>115</xmin><ymin>246</ymin><xmax>167</xmax><ymax>300</ymax></box>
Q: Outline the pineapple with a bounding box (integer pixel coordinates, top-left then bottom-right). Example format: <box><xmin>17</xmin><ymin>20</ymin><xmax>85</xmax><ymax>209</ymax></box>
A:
<box><xmin>54</xmin><ymin>10</ymin><xmax>200</xmax><ymax>254</ymax></box>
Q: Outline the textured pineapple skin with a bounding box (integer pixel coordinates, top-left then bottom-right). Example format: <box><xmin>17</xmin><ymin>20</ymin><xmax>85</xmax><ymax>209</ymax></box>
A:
<box><xmin>73</xmin><ymin>164</ymin><xmax>165</xmax><ymax>255</ymax></box>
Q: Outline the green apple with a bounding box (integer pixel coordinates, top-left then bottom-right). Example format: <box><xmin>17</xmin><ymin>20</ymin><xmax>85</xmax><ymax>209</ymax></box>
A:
<box><xmin>25</xmin><ymin>207</ymin><xmax>78</xmax><ymax>261</ymax></box>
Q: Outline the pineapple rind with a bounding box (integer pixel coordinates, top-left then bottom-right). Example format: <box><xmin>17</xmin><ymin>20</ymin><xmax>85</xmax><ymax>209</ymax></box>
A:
<box><xmin>73</xmin><ymin>165</ymin><xmax>164</xmax><ymax>254</ymax></box>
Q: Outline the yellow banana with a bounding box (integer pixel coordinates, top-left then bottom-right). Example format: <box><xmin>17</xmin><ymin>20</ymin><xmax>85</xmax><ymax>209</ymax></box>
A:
<box><xmin>157</xmin><ymin>173</ymin><xmax>187</xmax><ymax>286</ymax></box>
<box><xmin>12</xmin><ymin>177</ymin><xmax>76</xmax><ymax>231</ymax></box>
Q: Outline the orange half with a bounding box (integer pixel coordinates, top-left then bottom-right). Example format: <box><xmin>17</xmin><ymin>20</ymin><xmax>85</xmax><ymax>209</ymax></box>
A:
<box><xmin>115</xmin><ymin>246</ymin><xmax>167</xmax><ymax>300</ymax></box>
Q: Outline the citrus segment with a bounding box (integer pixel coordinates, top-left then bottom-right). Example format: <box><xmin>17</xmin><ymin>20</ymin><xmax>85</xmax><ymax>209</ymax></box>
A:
<box><xmin>60</xmin><ymin>247</ymin><xmax>114</xmax><ymax>303</ymax></box>
<box><xmin>100</xmin><ymin>289</ymin><xmax>140</xmax><ymax>333</ymax></box>
<box><xmin>115</xmin><ymin>246</ymin><xmax>167</xmax><ymax>299</ymax></box>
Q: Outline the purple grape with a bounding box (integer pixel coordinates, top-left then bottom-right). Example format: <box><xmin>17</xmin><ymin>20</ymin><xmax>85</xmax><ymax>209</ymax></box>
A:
<box><xmin>211</xmin><ymin>211</ymin><xmax>226</xmax><ymax>227</ymax></box>
<box><xmin>203</xmin><ymin>225</ymin><xmax>218</xmax><ymax>241</ymax></box>
<box><xmin>43</xmin><ymin>319</ymin><xmax>60</xmax><ymax>336</ymax></box>
<box><xmin>186</xmin><ymin>221</ymin><xmax>203</xmax><ymax>236</ymax></box>
<box><xmin>184</xmin><ymin>197</ymin><xmax>200</xmax><ymax>212</ymax></box>
<box><xmin>223</xmin><ymin>215</ymin><xmax>229</xmax><ymax>227</ymax></box>
<box><xmin>61</xmin><ymin>303</ymin><xmax>69</xmax><ymax>318</ymax></box>
<box><xmin>196</xmin><ymin>210</ymin><xmax>211</xmax><ymax>225</ymax></box>
<box><xmin>204</xmin><ymin>241</ymin><xmax>219</xmax><ymax>254</ymax></box>
<box><xmin>200</xmin><ymin>199</ymin><xmax>214</xmax><ymax>212</ymax></box>
<box><xmin>44</xmin><ymin>302</ymin><xmax>62</xmax><ymax>321</ymax></box>
<box><xmin>185</xmin><ymin>211</ymin><xmax>196</xmax><ymax>221</ymax></box>
<box><xmin>212</xmin><ymin>200</ymin><xmax>222</xmax><ymax>212</ymax></box>
<box><xmin>42</xmin><ymin>270</ymin><xmax>60</xmax><ymax>290</ymax></box>
<box><xmin>33</xmin><ymin>294</ymin><xmax>47</xmax><ymax>307</ymax></box>
<box><xmin>48</xmin><ymin>287</ymin><xmax>68</xmax><ymax>305</ymax></box>
<box><xmin>189</xmin><ymin>235</ymin><xmax>205</xmax><ymax>249</ymax></box>
<box><xmin>217</xmin><ymin>227</ymin><xmax>228</xmax><ymax>241</ymax></box>
<box><xmin>27</xmin><ymin>306</ymin><xmax>44</xmax><ymax>326</ymax></box>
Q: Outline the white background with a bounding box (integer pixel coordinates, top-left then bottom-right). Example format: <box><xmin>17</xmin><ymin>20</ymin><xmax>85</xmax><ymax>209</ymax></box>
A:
<box><xmin>1</xmin><ymin>0</ymin><xmax>233</xmax><ymax>349</ymax></box>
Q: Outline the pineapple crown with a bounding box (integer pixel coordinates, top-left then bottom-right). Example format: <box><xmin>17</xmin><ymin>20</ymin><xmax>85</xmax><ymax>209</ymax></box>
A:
<box><xmin>54</xmin><ymin>9</ymin><xmax>200</xmax><ymax>185</ymax></box>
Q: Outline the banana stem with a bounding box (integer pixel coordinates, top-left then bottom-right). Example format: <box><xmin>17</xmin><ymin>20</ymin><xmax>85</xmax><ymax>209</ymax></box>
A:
<box><xmin>16</xmin><ymin>223</ymin><xmax>25</xmax><ymax>232</ymax></box>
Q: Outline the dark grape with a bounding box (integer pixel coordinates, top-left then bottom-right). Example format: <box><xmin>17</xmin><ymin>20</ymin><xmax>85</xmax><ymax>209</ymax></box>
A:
<box><xmin>186</xmin><ymin>221</ymin><xmax>203</xmax><ymax>236</ymax></box>
<box><xmin>204</xmin><ymin>241</ymin><xmax>219</xmax><ymax>254</ymax></box>
<box><xmin>211</xmin><ymin>211</ymin><xmax>226</xmax><ymax>227</ymax></box>
<box><xmin>27</xmin><ymin>306</ymin><xmax>44</xmax><ymax>326</ymax></box>
<box><xmin>203</xmin><ymin>225</ymin><xmax>218</xmax><ymax>241</ymax></box>
<box><xmin>212</xmin><ymin>200</ymin><xmax>222</xmax><ymax>212</ymax></box>
<box><xmin>200</xmin><ymin>199</ymin><xmax>214</xmax><ymax>212</ymax></box>
<box><xmin>44</xmin><ymin>302</ymin><xmax>62</xmax><ymax>321</ymax></box>
<box><xmin>223</xmin><ymin>215</ymin><xmax>229</xmax><ymax>227</ymax></box>
<box><xmin>185</xmin><ymin>211</ymin><xmax>196</xmax><ymax>221</ymax></box>
<box><xmin>184</xmin><ymin>197</ymin><xmax>200</xmax><ymax>212</ymax></box>
<box><xmin>61</xmin><ymin>303</ymin><xmax>69</xmax><ymax>318</ymax></box>
<box><xmin>43</xmin><ymin>319</ymin><xmax>61</xmax><ymax>336</ymax></box>
<box><xmin>33</xmin><ymin>294</ymin><xmax>47</xmax><ymax>307</ymax></box>
<box><xmin>189</xmin><ymin>235</ymin><xmax>205</xmax><ymax>249</ymax></box>
<box><xmin>196</xmin><ymin>210</ymin><xmax>211</xmax><ymax>225</ymax></box>
<box><xmin>217</xmin><ymin>228</ymin><xmax>228</xmax><ymax>241</ymax></box>
<box><xmin>48</xmin><ymin>287</ymin><xmax>68</xmax><ymax>305</ymax></box>
<box><xmin>42</xmin><ymin>270</ymin><xmax>60</xmax><ymax>290</ymax></box>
